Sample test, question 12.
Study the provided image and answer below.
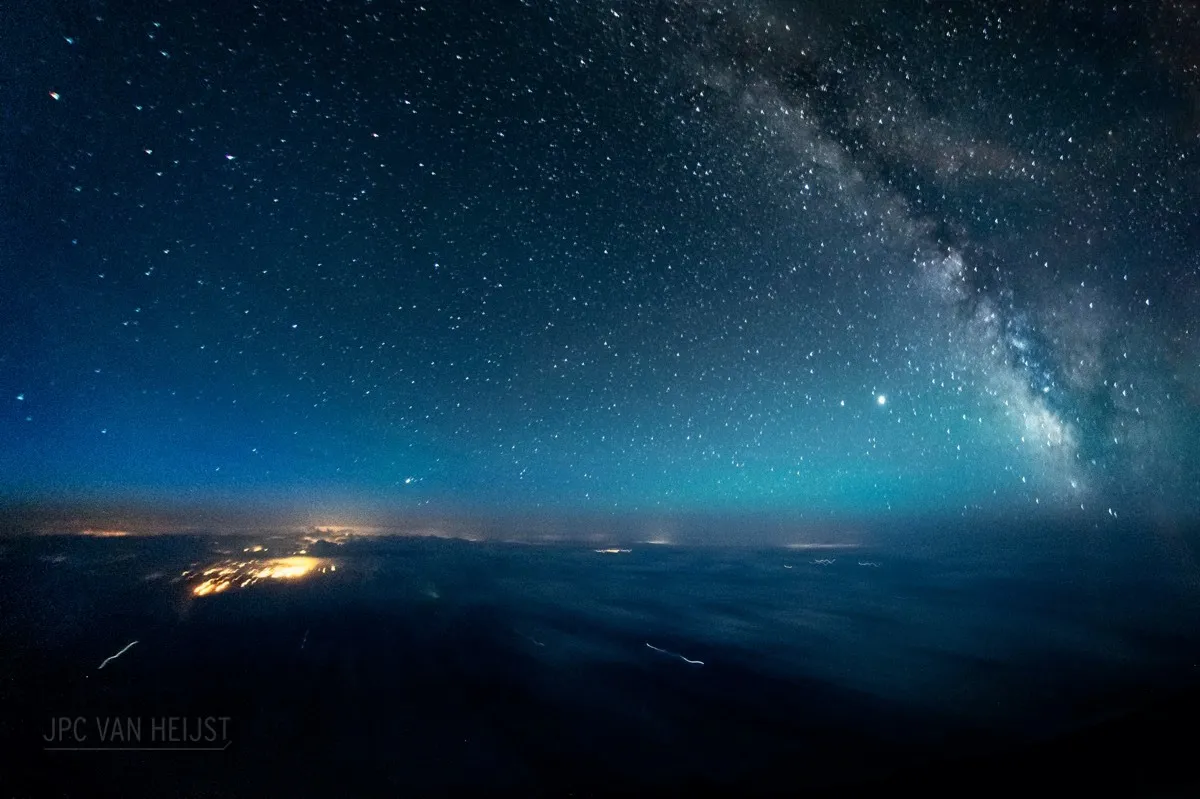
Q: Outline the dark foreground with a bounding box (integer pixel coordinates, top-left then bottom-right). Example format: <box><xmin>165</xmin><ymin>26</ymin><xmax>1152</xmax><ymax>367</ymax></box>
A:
<box><xmin>1</xmin><ymin>527</ymin><xmax>1199</xmax><ymax>796</ymax></box>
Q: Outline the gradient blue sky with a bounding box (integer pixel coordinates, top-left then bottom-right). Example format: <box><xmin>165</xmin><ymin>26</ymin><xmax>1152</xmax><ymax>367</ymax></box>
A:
<box><xmin>2</xmin><ymin>0</ymin><xmax>1198</xmax><ymax>530</ymax></box>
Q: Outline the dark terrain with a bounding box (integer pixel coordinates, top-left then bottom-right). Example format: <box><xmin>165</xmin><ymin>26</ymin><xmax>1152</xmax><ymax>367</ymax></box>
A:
<box><xmin>2</xmin><ymin>528</ymin><xmax>1198</xmax><ymax>796</ymax></box>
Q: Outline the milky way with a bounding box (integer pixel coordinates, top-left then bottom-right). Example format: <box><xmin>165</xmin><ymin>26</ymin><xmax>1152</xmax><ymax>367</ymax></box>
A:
<box><xmin>1</xmin><ymin>0</ymin><xmax>1196</xmax><ymax>528</ymax></box>
<box><xmin>637</xmin><ymin>0</ymin><xmax>1199</xmax><ymax>512</ymax></box>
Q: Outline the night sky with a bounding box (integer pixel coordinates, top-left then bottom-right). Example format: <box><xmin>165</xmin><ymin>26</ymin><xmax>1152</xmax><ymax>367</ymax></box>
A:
<box><xmin>2</xmin><ymin>0</ymin><xmax>1198</xmax><ymax>529</ymax></box>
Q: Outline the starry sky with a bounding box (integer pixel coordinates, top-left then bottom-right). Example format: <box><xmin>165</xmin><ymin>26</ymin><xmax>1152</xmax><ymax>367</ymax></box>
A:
<box><xmin>2</xmin><ymin>0</ymin><xmax>1198</xmax><ymax>529</ymax></box>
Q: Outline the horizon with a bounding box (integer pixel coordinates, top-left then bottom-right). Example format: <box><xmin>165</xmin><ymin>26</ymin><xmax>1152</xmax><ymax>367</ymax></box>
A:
<box><xmin>3</xmin><ymin>498</ymin><xmax>1193</xmax><ymax>548</ymax></box>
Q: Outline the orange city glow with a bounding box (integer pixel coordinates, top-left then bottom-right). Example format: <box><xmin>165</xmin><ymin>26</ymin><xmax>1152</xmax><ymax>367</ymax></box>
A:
<box><xmin>188</xmin><ymin>556</ymin><xmax>326</xmax><ymax>597</ymax></box>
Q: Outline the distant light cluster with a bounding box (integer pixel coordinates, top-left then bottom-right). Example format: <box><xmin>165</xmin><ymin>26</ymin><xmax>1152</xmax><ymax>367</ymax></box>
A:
<box><xmin>186</xmin><ymin>556</ymin><xmax>331</xmax><ymax>597</ymax></box>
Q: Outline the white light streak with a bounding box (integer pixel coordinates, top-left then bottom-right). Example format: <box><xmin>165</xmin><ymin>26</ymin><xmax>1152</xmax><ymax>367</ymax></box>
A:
<box><xmin>646</xmin><ymin>642</ymin><xmax>704</xmax><ymax>666</ymax></box>
<box><xmin>98</xmin><ymin>640</ymin><xmax>138</xmax><ymax>670</ymax></box>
